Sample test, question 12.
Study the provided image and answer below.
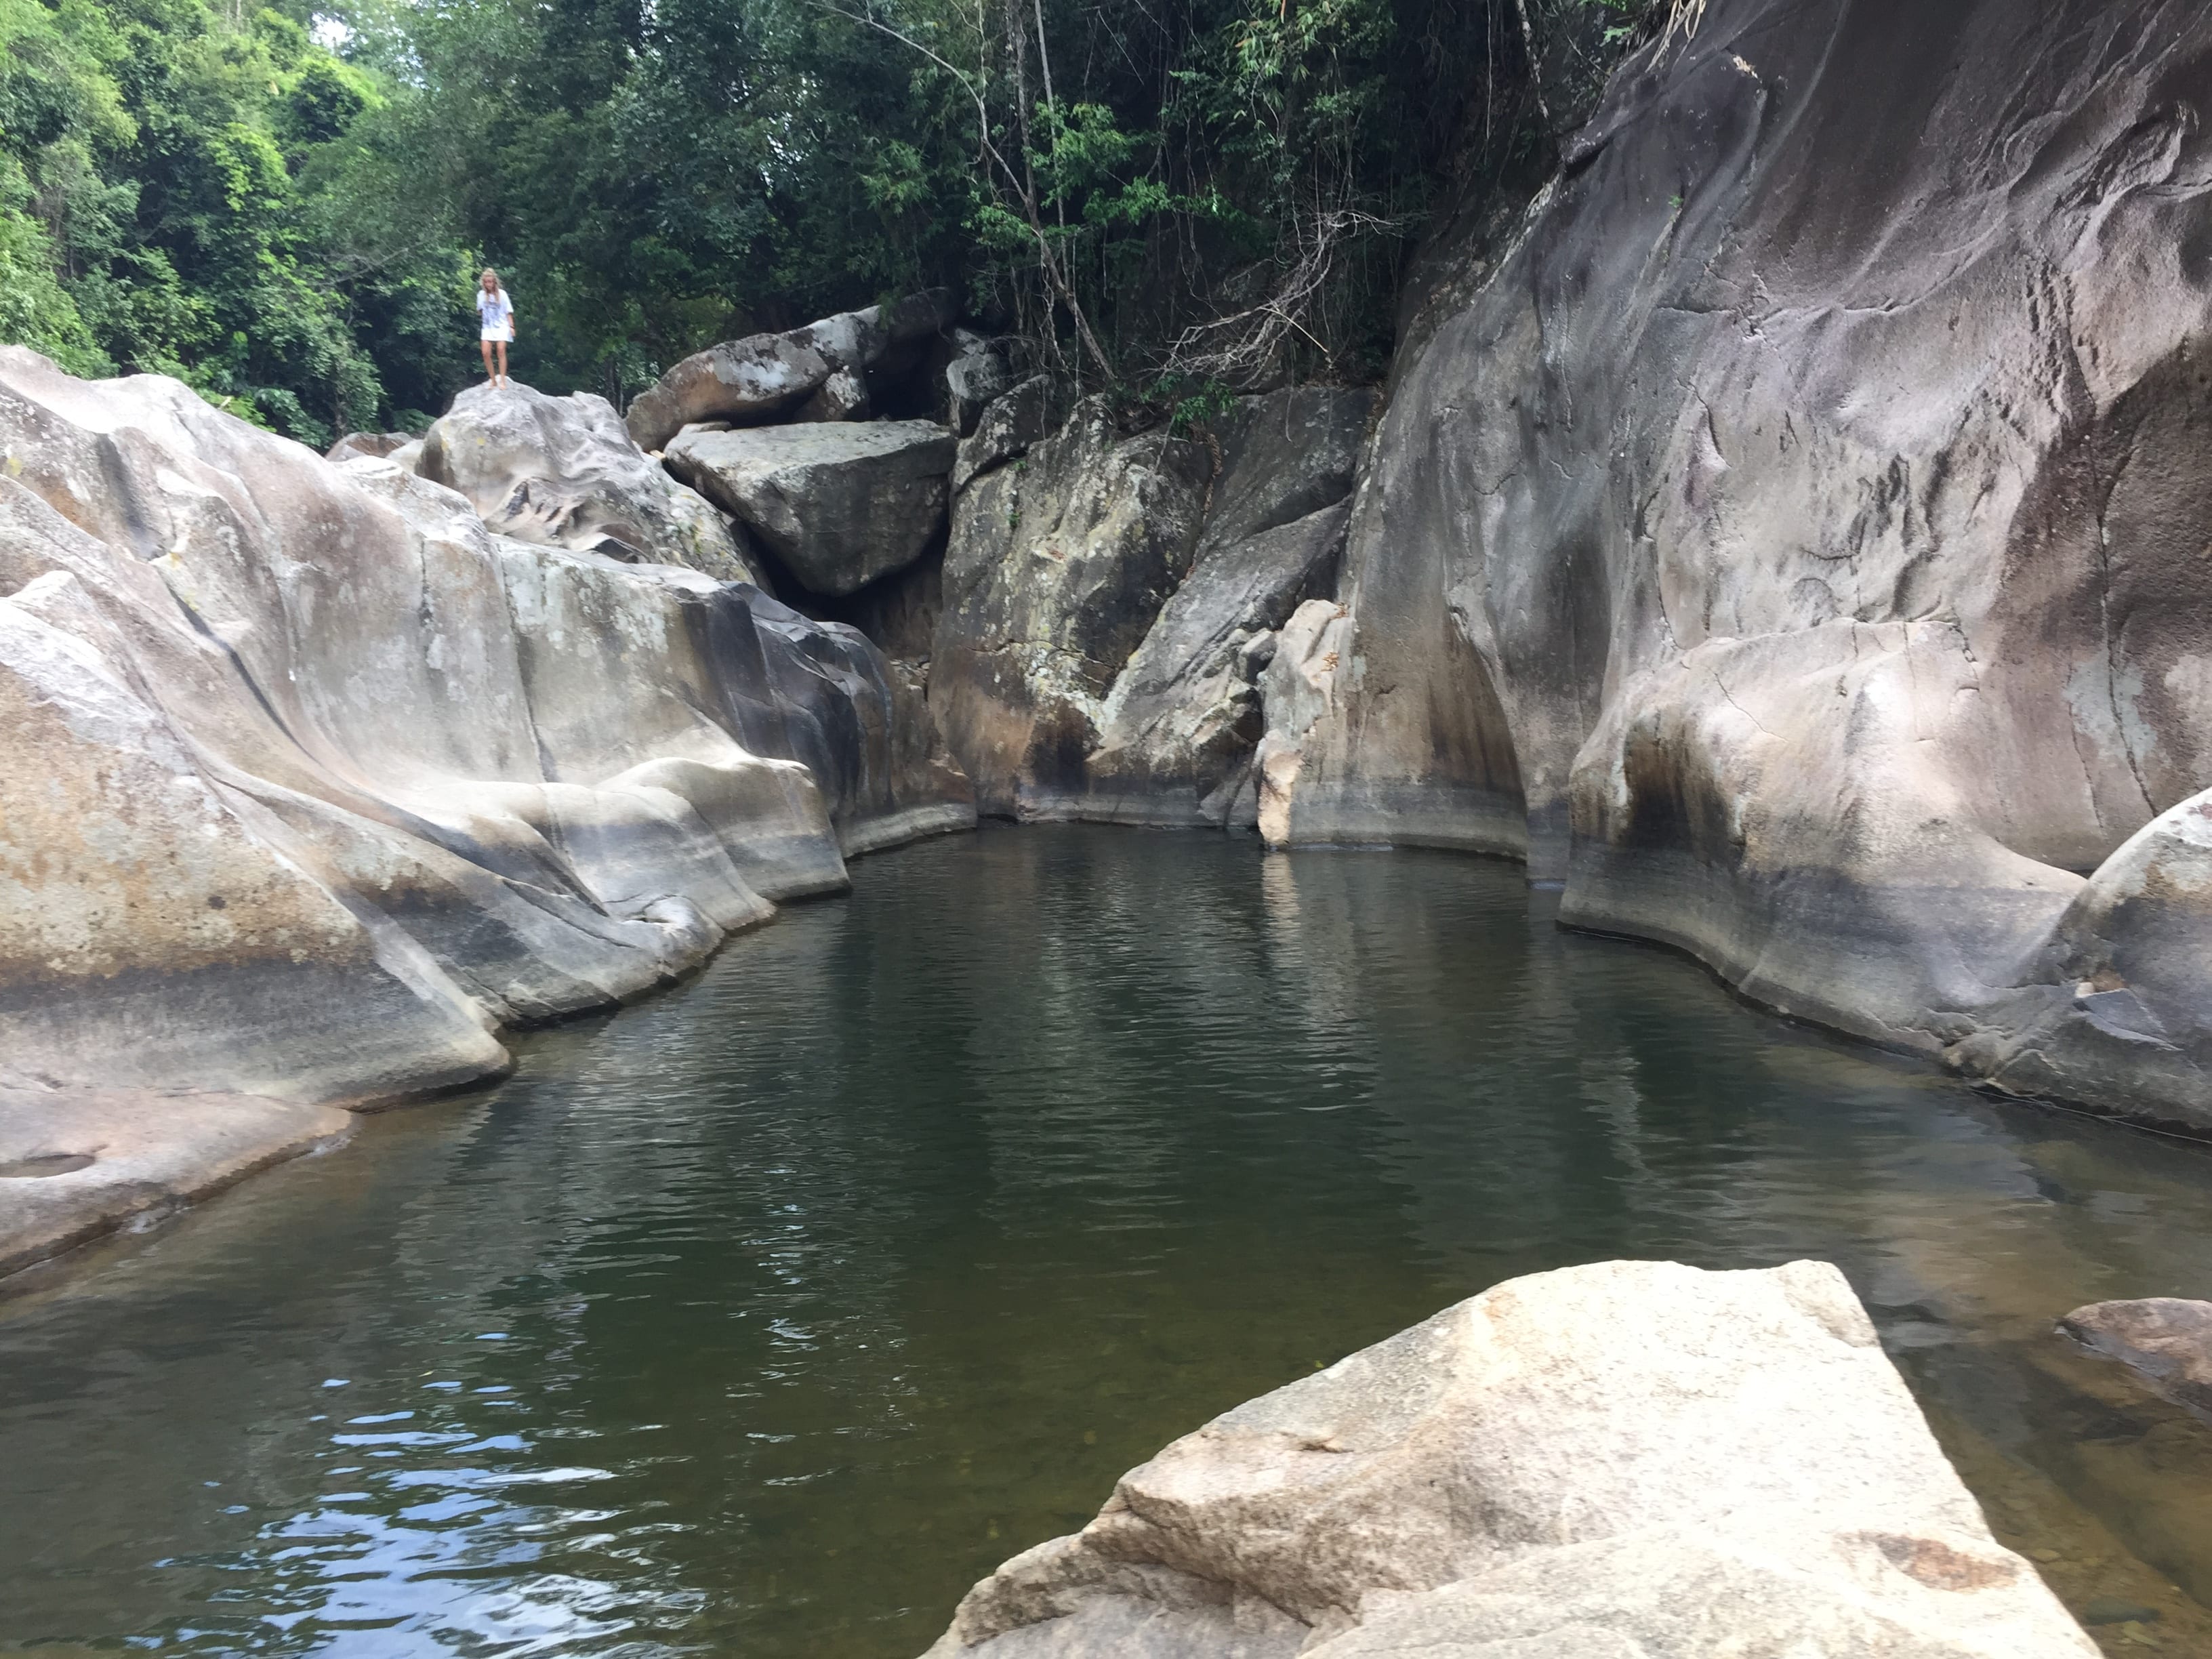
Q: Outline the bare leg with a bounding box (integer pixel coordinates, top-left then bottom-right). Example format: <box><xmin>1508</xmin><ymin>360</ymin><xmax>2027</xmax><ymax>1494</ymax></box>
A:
<box><xmin>496</xmin><ymin>340</ymin><xmax>509</xmax><ymax>388</ymax></box>
<box><xmin>480</xmin><ymin>338</ymin><xmax>495</xmax><ymax>382</ymax></box>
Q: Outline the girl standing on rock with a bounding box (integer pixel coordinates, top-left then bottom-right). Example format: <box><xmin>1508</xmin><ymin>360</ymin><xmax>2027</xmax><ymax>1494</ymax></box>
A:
<box><xmin>476</xmin><ymin>268</ymin><xmax>514</xmax><ymax>388</ymax></box>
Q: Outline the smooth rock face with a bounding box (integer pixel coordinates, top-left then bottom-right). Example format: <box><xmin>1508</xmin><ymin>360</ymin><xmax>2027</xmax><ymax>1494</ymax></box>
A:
<box><xmin>664</xmin><ymin>419</ymin><xmax>956</xmax><ymax>597</ymax></box>
<box><xmin>2060</xmin><ymin>1298</ymin><xmax>2212</xmax><ymax>1418</ymax></box>
<box><xmin>1964</xmin><ymin>793</ymin><xmax>2212</xmax><ymax>1127</ymax></box>
<box><xmin>932</xmin><ymin>388</ymin><xmax>1369</xmax><ymax>823</ymax></box>
<box><xmin>0</xmin><ymin>347</ymin><xmax>972</xmax><ymax>1271</ymax></box>
<box><xmin>1250</xmin><ymin>0</ymin><xmax>2212</xmax><ymax>1126</ymax></box>
<box><xmin>418</xmin><ymin>381</ymin><xmax>762</xmax><ymax>582</ymax></box>
<box><xmin>923</xmin><ymin>1260</ymin><xmax>2097</xmax><ymax>1659</ymax></box>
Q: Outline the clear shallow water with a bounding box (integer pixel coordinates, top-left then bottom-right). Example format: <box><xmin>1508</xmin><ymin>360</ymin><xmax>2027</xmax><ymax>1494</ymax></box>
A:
<box><xmin>7</xmin><ymin>825</ymin><xmax>2212</xmax><ymax>1656</ymax></box>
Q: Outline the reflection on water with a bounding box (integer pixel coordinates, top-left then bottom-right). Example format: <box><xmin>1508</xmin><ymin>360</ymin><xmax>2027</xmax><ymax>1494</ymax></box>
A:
<box><xmin>5</xmin><ymin>825</ymin><xmax>2212</xmax><ymax>1656</ymax></box>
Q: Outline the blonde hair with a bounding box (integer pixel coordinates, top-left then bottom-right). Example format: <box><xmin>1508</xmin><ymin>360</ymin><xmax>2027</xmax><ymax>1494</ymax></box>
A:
<box><xmin>479</xmin><ymin>268</ymin><xmax>499</xmax><ymax>288</ymax></box>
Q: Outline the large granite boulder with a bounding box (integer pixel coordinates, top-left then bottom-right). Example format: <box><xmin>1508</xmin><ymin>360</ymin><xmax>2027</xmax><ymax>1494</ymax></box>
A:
<box><xmin>626</xmin><ymin>291</ymin><xmax>956</xmax><ymax>451</ymax></box>
<box><xmin>325</xmin><ymin>430</ymin><xmax>416</xmax><ymax>464</ymax></box>
<box><xmin>624</xmin><ymin>332</ymin><xmax>832</xmax><ymax>454</ymax></box>
<box><xmin>930</xmin><ymin>398</ymin><xmax>1208</xmax><ymax>816</ymax></box>
<box><xmin>924</xmin><ymin>1259</ymin><xmax>2095</xmax><ymax>1659</ymax></box>
<box><xmin>0</xmin><ymin>347</ymin><xmax>972</xmax><ymax>1273</ymax></box>
<box><xmin>1251</xmin><ymin>0</ymin><xmax>2212</xmax><ymax>1128</ymax></box>
<box><xmin>664</xmin><ymin>419</ymin><xmax>956</xmax><ymax>598</ymax></box>
<box><xmin>417</xmin><ymin>381</ymin><xmax>762</xmax><ymax>582</ymax></box>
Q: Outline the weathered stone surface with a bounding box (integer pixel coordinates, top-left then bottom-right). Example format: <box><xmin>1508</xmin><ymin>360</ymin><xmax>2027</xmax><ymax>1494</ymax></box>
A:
<box><xmin>1255</xmin><ymin>598</ymin><xmax>1353</xmax><ymax>848</ymax></box>
<box><xmin>2060</xmin><ymin>1298</ymin><xmax>2212</xmax><ymax>1419</ymax></box>
<box><xmin>922</xmin><ymin>1260</ymin><xmax>2096</xmax><ymax>1659</ymax></box>
<box><xmin>933</xmin><ymin>387</ymin><xmax>1368</xmax><ymax>824</ymax></box>
<box><xmin>0</xmin><ymin>347</ymin><xmax>972</xmax><ymax>1273</ymax></box>
<box><xmin>943</xmin><ymin>330</ymin><xmax>1030</xmax><ymax>436</ymax></box>
<box><xmin>795</xmin><ymin>366</ymin><xmax>872</xmax><ymax>423</ymax></box>
<box><xmin>1080</xmin><ymin>506</ymin><xmax>1348</xmax><ymax>827</ymax></box>
<box><xmin>418</xmin><ymin>381</ymin><xmax>762</xmax><ymax>582</ymax></box>
<box><xmin>1197</xmin><ymin>387</ymin><xmax>1372</xmax><ymax>556</ymax></box>
<box><xmin>951</xmin><ymin>373</ymin><xmax>1076</xmax><ymax>495</ymax></box>
<box><xmin>931</xmin><ymin>398</ymin><xmax>1208</xmax><ymax>817</ymax></box>
<box><xmin>665</xmin><ymin>419</ymin><xmax>956</xmax><ymax>598</ymax></box>
<box><xmin>1249</xmin><ymin>0</ymin><xmax>2212</xmax><ymax>1126</ymax></box>
<box><xmin>626</xmin><ymin>291</ymin><xmax>956</xmax><ymax>451</ymax></box>
<box><xmin>1959</xmin><ymin>792</ymin><xmax>2212</xmax><ymax>1127</ymax></box>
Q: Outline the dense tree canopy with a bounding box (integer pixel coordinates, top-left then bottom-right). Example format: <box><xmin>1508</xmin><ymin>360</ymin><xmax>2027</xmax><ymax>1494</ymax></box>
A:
<box><xmin>0</xmin><ymin>0</ymin><xmax>1647</xmax><ymax>441</ymax></box>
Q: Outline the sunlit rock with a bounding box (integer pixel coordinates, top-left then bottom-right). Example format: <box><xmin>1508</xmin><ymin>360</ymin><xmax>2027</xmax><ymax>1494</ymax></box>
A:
<box><xmin>923</xmin><ymin>1260</ymin><xmax>2097</xmax><ymax>1658</ymax></box>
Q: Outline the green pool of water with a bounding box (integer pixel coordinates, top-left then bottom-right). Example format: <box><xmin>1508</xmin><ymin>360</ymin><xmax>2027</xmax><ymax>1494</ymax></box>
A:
<box><xmin>6</xmin><ymin>824</ymin><xmax>2212</xmax><ymax>1656</ymax></box>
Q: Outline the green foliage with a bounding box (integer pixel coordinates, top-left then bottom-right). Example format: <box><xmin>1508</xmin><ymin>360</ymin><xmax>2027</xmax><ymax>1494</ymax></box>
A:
<box><xmin>0</xmin><ymin>0</ymin><xmax>464</xmax><ymax>438</ymax></box>
<box><xmin>0</xmin><ymin>0</ymin><xmax>1639</xmax><ymax>428</ymax></box>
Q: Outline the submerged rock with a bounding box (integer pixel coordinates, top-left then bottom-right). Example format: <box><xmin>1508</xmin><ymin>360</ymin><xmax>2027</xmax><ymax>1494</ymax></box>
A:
<box><xmin>2060</xmin><ymin>1298</ymin><xmax>2212</xmax><ymax>1419</ymax></box>
<box><xmin>417</xmin><ymin>381</ymin><xmax>762</xmax><ymax>582</ymax></box>
<box><xmin>663</xmin><ymin>419</ymin><xmax>956</xmax><ymax>597</ymax></box>
<box><xmin>0</xmin><ymin>1086</ymin><xmax>353</xmax><ymax>1282</ymax></box>
<box><xmin>0</xmin><ymin>347</ymin><xmax>972</xmax><ymax>1273</ymax></box>
<box><xmin>923</xmin><ymin>1259</ymin><xmax>2096</xmax><ymax>1659</ymax></box>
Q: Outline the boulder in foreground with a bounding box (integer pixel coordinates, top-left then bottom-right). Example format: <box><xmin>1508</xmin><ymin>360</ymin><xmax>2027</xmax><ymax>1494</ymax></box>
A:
<box><xmin>923</xmin><ymin>1259</ymin><xmax>2095</xmax><ymax>1659</ymax></box>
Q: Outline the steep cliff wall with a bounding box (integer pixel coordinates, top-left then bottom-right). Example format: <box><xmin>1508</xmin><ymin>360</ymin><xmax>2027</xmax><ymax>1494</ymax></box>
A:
<box><xmin>0</xmin><ymin>348</ymin><xmax>972</xmax><ymax>1272</ymax></box>
<box><xmin>1258</xmin><ymin>0</ymin><xmax>2212</xmax><ymax>1130</ymax></box>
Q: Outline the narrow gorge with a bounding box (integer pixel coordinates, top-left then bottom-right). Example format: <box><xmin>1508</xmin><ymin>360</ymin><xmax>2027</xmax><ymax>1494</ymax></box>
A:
<box><xmin>7</xmin><ymin>0</ymin><xmax>2212</xmax><ymax>1654</ymax></box>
